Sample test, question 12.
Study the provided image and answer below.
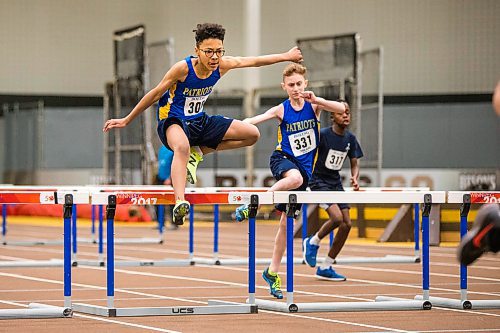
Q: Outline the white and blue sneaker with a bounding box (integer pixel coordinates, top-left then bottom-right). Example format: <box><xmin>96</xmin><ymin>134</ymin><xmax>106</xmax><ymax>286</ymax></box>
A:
<box><xmin>302</xmin><ymin>237</ymin><xmax>319</xmax><ymax>267</ymax></box>
<box><xmin>315</xmin><ymin>266</ymin><xmax>346</xmax><ymax>281</ymax></box>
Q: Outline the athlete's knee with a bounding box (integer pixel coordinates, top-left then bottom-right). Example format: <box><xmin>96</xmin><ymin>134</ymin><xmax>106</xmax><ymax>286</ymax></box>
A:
<box><xmin>340</xmin><ymin>219</ymin><xmax>352</xmax><ymax>231</ymax></box>
<box><xmin>172</xmin><ymin>142</ymin><xmax>190</xmax><ymax>157</ymax></box>
<box><xmin>287</xmin><ymin>173</ymin><xmax>303</xmax><ymax>189</ymax></box>
<box><xmin>246</xmin><ymin>124</ymin><xmax>260</xmax><ymax>144</ymax></box>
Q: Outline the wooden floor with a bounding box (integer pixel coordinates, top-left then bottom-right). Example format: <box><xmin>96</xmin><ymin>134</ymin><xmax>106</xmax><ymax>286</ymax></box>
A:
<box><xmin>1</xmin><ymin>218</ymin><xmax>499</xmax><ymax>332</ymax></box>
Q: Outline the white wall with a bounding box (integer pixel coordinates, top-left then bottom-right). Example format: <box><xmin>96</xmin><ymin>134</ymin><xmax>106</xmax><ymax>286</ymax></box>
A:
<box><xmin>1</xmin><ymin>0</ymin><xmax>499</xmax><ymax>95</ymax></box>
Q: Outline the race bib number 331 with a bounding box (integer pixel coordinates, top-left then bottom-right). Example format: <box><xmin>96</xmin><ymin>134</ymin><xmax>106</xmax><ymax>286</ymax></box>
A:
<box><xmin>289</xmin><ymin>129</ymin><xmax>316</xmax><ymax>156</ymax></box>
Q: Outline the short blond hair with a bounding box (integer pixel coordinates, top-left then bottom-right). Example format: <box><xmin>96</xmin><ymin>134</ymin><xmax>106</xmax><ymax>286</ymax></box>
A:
<box><xmin>282</xmin><ymin>63</ymin><xmax>307</xmax><ymax>81</ymax></box>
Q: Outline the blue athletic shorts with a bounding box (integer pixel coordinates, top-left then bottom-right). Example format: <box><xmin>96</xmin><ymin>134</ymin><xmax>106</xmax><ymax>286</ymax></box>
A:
<box><xmin>308</xmin><ymin>178</ymin><xmax>350</xmax><ymax>210</ymax></box>
<box><xmin>269</xmin><ymin>150</ymin><xmax>309</xmax><ymax>215</ymax></box>
<box><xmin>157</xmin><ymin>113</ymin><xmax>234</xmax><ymax>150</ymax></box>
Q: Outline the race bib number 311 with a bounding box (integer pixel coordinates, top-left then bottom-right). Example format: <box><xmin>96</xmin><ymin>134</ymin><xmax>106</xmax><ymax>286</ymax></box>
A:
<box><xmin>289</xmin><ymin>129</ymin><xmax>316</xmax><ymax>157</ymax></box>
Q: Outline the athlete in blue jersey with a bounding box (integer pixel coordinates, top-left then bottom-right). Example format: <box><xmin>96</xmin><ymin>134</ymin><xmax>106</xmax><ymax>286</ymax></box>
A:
<box><xmin>103</xmin><ymin>23</ymin><xmax>303</xmax><ymax>225</ymax></box>
<box><xmin>303</xmin><ymin>101</ymin><xmax>363</xmax><ymax>281</ymax></box>
<box><xmin>235</xmin><ymin>64</ymin><xmax>346</xmax><ymax>299</ymax></box>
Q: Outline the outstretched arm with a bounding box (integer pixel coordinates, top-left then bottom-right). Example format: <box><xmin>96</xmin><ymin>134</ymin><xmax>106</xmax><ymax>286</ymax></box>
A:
<box><xmin>219</xmin><ymin>47</ymin><xmax>302</xmax><ymax>74</ymax></box>
<box><xmin>300</xmin><ymin>91</ymin><xmax>345</xmax><ymax>115</ymax></box>
<box><xmin>103</xmin><ymin>61</ymin><xmax>187</xmax><ymax>132</ymax></box>
<box><xmin>243</xmin><ymin>104</ymin><xmax>283</xmax><ymax>125</ymax></box>
<box><xmin>350</xmin><ymin>158</ymin><xmax>360</xmax><ymax>191</ymax></box>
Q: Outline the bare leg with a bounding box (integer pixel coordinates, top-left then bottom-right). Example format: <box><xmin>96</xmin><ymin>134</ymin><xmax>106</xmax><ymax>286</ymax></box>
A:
<box><xmin>270</xmin><ymin>169</ymin><xmax>303</xmax><ymax>191</ymax></box>
<box><xmin>317</xmin><ymin>204</ymin><xmax>343</xmax><ymax>239</ymax></box>
<box><xmin>269</xmin><ymin>212</ymin><xmax>288</xmax><ymax>273</ymax></box>
<box><xmin>268</xmin><ymin>169</ymin><xmax>304</xmax><ymax>273</ymax></box>
<box><xmin>165</xmin><ymin>125</ymin><xmax>190</xmax><ymax>201</ymax></box>
<box><xmin>326</xmin><ymin>208</ymin><xmax>352</xmax><ymax>260</ymax></box>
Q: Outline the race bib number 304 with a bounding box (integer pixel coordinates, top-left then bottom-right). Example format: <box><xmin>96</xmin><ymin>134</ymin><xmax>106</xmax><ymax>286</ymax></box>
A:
<box><xmin>184</xmin><ymin>95</ymin><xmax>208</xmax><ymax>116</ymax></box>
<box><xmin>289</xmin><ymin>129</ymin><xmax>316</xmax><ymax>156</ymax></box>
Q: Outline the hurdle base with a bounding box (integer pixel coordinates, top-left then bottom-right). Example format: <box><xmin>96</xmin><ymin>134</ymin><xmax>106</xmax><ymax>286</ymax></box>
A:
<box><xmin>0</xmin><ymin>303</ymin><xmax>72</xmax><ymax>319</ymax></box>
<box><xmin>76</xmin><ymin>259</ymin><xmax>193</xmax><ymax>267</ymax></box>
<box><xmin>194</xmin><ymin>255</ymin><xmax>418</xmax><ymax>266</ymax></box>
<box><xmin>415</xmin><ymin>295</ymin><xmax>500</xmax><ymax>309</ymax></box>
<box><xmin>78</xmin><ymin>237</ymin><xmax>162</xmax><ymax>245</ymax></box>
<box><xmin>334</xmin><ymin>255</ymin><xmax>420</xmax><ymax>264</ymax></box>
<box><xmin>72</xmin><ymin>300</ymin><xmax>257</xmax><ymax>317</ymax></box>
<box><xmin>2</xmin><ymin>240</ymin><xmax>63</xmax><ymax>246</ymax></box>
<box><xmin>0</xmin><ymin>259</ymin><xmax>63</xmax><ymax>268</ymax></box>
<box><xmin>253</xmin><ymin>296</ymin><xmax>431</xmax><ymax>313</ymax></box>
<box><xmin>193</xmin><ymin>257</ymin><xmax>304</xmax><ymax>266</ymax></box>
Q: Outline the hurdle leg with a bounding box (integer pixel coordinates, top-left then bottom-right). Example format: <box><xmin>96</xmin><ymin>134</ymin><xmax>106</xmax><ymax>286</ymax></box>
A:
<box><xmin>157</xmin><ymin>204</ymin><xmax>165</xmax><ymax>242</ymax></box>
<box><xmin>213</xmin><ymin>204</ymin><xmax>220</xmax><ymax>264</ymax></box>
<box><xmin>247</xmin><ymin>195</ymin><xmax>259</xmax><ymax>304</ymax></box>
<box><xmin>189</xmin><ymin>204</ymin><xmax>194</xmax><ymax>263</ymax></box>
<box><xmin>301</xmin><ymin>203</ymin><xmax>307</xmax><ymax>240</ymax></box>
<box><xmin>1</xmin><ymin>204</ymin><xmax>7</xmax><ymax>245</ymax></box>
<box><xmin>98</xmin><ymin>205</ymin><xmax>104</xmax><ymax>265</ymax></box>
<box><xmin>63</xmin><ymin>195</ymin><xmax>73</xmax><ymax>308</ymax></box>
<box><xmin>414</xmin><ymin>203</ymin><xmax>420</xmax><ymax>258</ymax></box>
<box><xmin>421</xmin><ymin>194</ymin><xmax>432</xmax><ymax>300</ymax></box>
<box><xmin>71</xmin><ymin>204</ymin><xmax>78</xmax><ymax>265</ymax></box>
<box><xmin>106</xmin><ymin>195</ymin><xmax>117</xmax><ymax>308</ymax></box>
<box><xmin>459</xmin><ymin>194</ymin><xmax>471</xmax><ymax>302</ymax></box>
<box><xmin>91</xmin><ymin>205</ymin><xmax>96</xmax><ymax>243</ymax></box>
<box><xmin>286</xmin><ymin>194</ymin><xmax>298</xmax><ymax>306</ymax></box>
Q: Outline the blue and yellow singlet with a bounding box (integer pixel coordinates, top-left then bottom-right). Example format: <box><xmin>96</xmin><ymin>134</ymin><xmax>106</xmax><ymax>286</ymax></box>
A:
<box><xmin>276</xmin><ymin>100</ymin><xmax>320</xmax><ymax>177</ymax></box>
<box><xmin>157</xmin><ymin>56</ymin><xmax>220</xmax><ymax>121</ymax></box>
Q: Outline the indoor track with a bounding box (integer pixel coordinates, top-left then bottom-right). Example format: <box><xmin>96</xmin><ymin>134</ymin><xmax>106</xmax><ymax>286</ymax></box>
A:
<box><xmin>1</xmin><ymin>218</ymin><xmax>499</xmax><ymax>333</ymax></box>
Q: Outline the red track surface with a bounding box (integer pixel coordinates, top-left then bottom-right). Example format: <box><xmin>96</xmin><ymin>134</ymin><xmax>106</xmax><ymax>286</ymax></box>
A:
<box><xmin>1</xmin><ymin>219</ymin><xmax>499</xmax><ymax>332</ymax></box>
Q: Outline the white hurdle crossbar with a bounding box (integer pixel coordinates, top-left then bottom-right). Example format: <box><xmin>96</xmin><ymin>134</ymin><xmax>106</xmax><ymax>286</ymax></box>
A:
<box><xmin>300</xmin><ymin>187</ymin><xmax>431</xmax><ymax>265</ymax></box>
<box><xmin>414</xmin><ymin>191</ymin><xmax>500</xmax><ymax>310</ymax></box>
<box><xmin>72</xmin><ymin>190</ymin><xmax>273</xmax><ymax>317</ymax></box>
<box><xmin>253</xmin><ymin>190</ymin><xmax>446</xmax><ymax>313</ymax></box>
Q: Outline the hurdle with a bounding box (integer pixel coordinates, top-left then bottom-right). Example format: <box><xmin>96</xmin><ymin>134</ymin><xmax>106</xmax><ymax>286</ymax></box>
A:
<box><xmin>300</xmin><ymin>187</ymin><xmax>430</xmax><ymax>265</ymax></box>
<box><xmin>188</xmin><ymin>187</ymin><xmax>304</xmax><ymax>266</ymax></box>
<box><xmin>0</xmin><ymin>191</ymin><xmax>79</xmax><ymax>319</ymax></box>
<box><xmin>414</xmin><ymin>191</ymin><xmax>500</xmax><ymax>310</ymax></box>
<box><xmin>253</xmin><ymin>190</ymin><xmax>446</xmax><ymax>313</ymax></box>
<box><xmin>0</xmin><ymin>186</ymin><xmax>71</xmax><ymax>246</ymax></box>
<box><xmin>72</xmin><ymin>190</ymin><xmax>272</xmax><ymax>317</ymax></box>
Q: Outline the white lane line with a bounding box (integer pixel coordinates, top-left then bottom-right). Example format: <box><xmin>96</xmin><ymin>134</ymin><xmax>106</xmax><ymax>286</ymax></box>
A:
<box><xmin>0</xmin><ymin>271</ymin><xmax>411</xmax><ymax>332</ymax></box>
<box><xmin>0</xmin><ymin>299</ymin><xmax>181</xmax><ymax>333</ymax></box>
<box><xmin>256</xmin><ymin>310</ymin><xmax>415</xmax><ymax>333</ymax></box>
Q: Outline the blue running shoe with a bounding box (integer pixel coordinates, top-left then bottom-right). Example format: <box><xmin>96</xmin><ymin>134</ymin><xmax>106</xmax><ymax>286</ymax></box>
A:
<box><xmin>302</xmin><ymin>237</ymin><xmax>319</xmax><ymax>267</ymax></box>
<box><xmin>315</xmin><ymin>266</ymin><xmax>346</xmax><ymax>281</ymax></box>
<box><xmin>262</xmin><ymin>268</ymin><xmax>283</xmax><ymax>299</ymax></box>
<box><xmin>235</xmin><ymin>204</ymin><xmax>249</xmax><ymax>222</ymax></box>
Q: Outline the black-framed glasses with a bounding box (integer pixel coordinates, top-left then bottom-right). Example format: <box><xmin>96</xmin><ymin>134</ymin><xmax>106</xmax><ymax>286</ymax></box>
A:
<box><xmin>199</xmin><ymin>48</ymin><xmax>225</xmax><ymax>58</ymax></box>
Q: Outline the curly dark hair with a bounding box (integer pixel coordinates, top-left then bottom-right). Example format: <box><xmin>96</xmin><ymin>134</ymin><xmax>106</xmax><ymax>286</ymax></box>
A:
<box><xmin>193</xmin><ymin>23</ymin><xmax>226</xmax><ymax>46</ymax></box>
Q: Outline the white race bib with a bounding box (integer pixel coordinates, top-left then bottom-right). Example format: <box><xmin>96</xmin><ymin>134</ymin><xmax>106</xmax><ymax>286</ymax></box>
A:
<box><xmin>183</xmin><ymin>95</ymin><xmax>208</xmax><ymax>116</ymax></box>
<box><xmin>288</xmin><ymin>129</ymin><xmax>317</xmax><ymax>156</ymax></box>
<box><xmin>325</xmin><ymin>149</ymin><xmax>347</xmax><ymax>170</ymax></box>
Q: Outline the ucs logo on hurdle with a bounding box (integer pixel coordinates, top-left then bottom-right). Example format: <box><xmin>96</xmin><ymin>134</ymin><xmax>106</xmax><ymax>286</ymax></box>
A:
<box><xmin>171</xmin><ymin>307</ymin><xmax>195</xmax><ymax>314</ymax></box>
